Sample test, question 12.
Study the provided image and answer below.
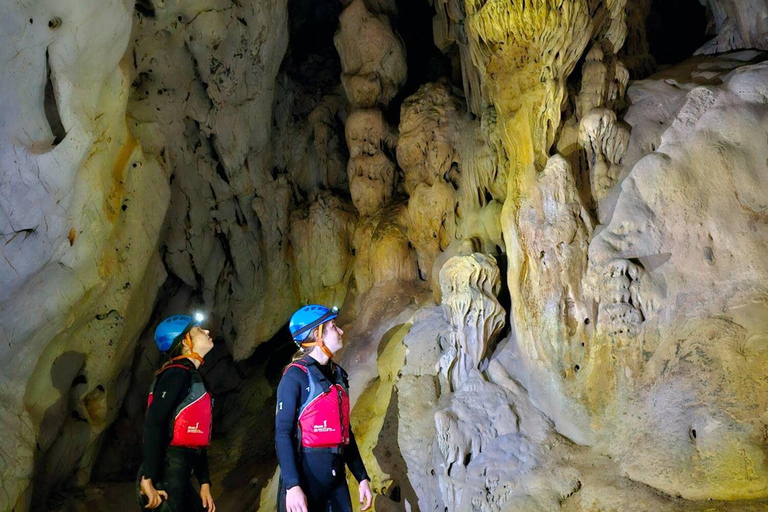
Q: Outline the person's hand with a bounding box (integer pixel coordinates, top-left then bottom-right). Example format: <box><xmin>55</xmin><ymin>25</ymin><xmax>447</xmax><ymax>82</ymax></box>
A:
<box><xmin>285</xmin><ymin>485</ymin><xmax>308</xmax><ymax>512</ymax></box>
<box><xmin>200</xmin><ymin>483</ymin><xmax>216</xmax><ymax>512</ymax></box>
<box><xmin>359</xmin><ymin>479</ymin><xmax>373</xmax><ymax>511</ymax></box>
<box><xmin>140</xmin><ymin>476</ymin><xmax>168</xmax><ymax>509</ymax></box>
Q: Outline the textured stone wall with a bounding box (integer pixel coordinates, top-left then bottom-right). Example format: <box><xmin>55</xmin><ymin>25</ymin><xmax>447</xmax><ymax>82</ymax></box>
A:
<box><xmin>4</xmin><ymin>1</ymin><xmax>768</xmax><ymax>511</ymax></box>
<box><xmin>0</xmin><ymin>1</ymin><xmax>169</xmax><ymax>509</ymax></box>
<box><xmin>128</xmin><ymin>0</ymin><xmax>291</xmax><ymax>360</ymax></box>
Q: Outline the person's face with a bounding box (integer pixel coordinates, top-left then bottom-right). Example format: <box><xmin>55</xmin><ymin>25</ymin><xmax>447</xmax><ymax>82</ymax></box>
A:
<box><xmin>188</xmin><ymin>326</ymin><xmax>214</xmax><ymax>358</ymax></box>
<box><xmin>320</xmin><ymin>320</ymin><xmax>344</xmax><ymax>354</ymax></box>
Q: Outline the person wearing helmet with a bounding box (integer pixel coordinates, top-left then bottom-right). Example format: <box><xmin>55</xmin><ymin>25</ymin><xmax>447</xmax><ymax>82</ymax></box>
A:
<box><xmin>275</xmin><ymin>305</ymin><xmax>373</xmax><ymax>512</ymax></box>
<box><xmin>138</xmin><ymin>314</ymin><xmax>217</xmax><ymax>512</ymax></box>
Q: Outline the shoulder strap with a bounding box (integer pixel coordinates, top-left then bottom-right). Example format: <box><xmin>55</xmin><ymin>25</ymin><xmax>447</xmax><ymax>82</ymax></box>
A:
<box><xmin>333</xmin><ymin>363</ymin><xmax>349</xmax><ymax>389</ymax></box>
<box><xmin>156</xmin><ymin>363</ymin><xmax>191</xmax><ymax>377</ymax></box>
<box><xmin>148</xmin><ymin>363</ymin><xmax>192</xmax><ymax>399</ymax></box>
<box><xmin>283</xmin><ymin>362</ymin><xmax>309</xmax><ymax>375</ymax></box>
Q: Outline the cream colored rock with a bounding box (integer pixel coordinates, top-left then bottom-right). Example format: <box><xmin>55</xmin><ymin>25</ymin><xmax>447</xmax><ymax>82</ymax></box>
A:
<box><xmin>406</xmin><ymin>181</ymin><xmax>457</xmax><ymax>282</ymax></box>
<box><xmin>334</xmin><ymin>0</ymin><xmax>407</xmax><ymax>108</ymax></box>
<box><xmin>457</xmin><ymin>107</ymin><xmax>509</xmax><ymax>208</ymax></box>
<box><xmin>289</xmin><ymin>192</ymin><xmax>357</xmax><ymax>307</ymax></box>
<box><xmin>438</xmin><ymin>254</ymin><xmax>505</xmax><ymax>391</ymax></box>
<box><xmin>577</xmin><ymin>46</ymin><xmax>609</xmax><ymax>120</ymax></box>
<box><xmin>352</xmin><ymin>203</ymin><xmax>418</xmax><ymax>294</ymax></box>
<box><xmin>430</xmin><ymin>238</ymin><xmax>480</xmax><ymax>303</ymax></box>
<box><xmin>346</xmin><ymin>109</ymin><xmax>398</xmax><ymax>159</ymax></box>
<box><xmin>308</xmin><ymin>94</ymin><xmax>348</xmax><ymax>192</ymax></box>
<box><xmin>696</xmin><ymin>0</ymin><xmax>768</xmax><ymax>54</ymax></box>
<box><xmin>397</xmin><ymin>82</ymin><xmax>465</xmax><ymax>194</ymax></box>
<box><xmin>576</xmin><ymin>46</ymin><xmax>630</xmax><ymax>121</ymax></box>
<box><xmin>512</xmin><ymin>155</ymin><xmax>595</xmax><ymax>442</ymax></box>
<box><xmin>578</xmin><ymin>108</ymin><xmax>630</xmax><ymax>217</ymax></box>
<box><xmin>0</xmin><ymin>1</ymin><xmax>169</xmax><ymax>509</ymax></box>
<box><xmin>608</xmin><ymin>61</ymin><xmax>630</xmax><ymax>110</ymax></box>
<box><xmin>433</xmin><ymin>369</ymin><xmax>577</xmax><ymax>512</ymax></box>
<box><xmin>398</xmin><ymin>83</ymin><xmax>506</xmax><ymax>286</ymax></box>
<box><xmin>455</xmin><ymin>201</ymin><xmax>504</xmax><ymax>257</ymax></box>
<box><xmin>346</xmin><ymin>109</ymin><xmax>398</xmax><ymax>215</ymax></box>
<box><xmin>463</xmin><ymin>0</ymin><xmax>628</xmax><ymax>179</ymax></box>
<box><xmin>348</xmin><ymin>152</ymin><xmax>396</xmax><ymax>216</ymax></box>
<box><xmin>130</xmin><ymin>0</ymin><xmax>291</xmax><ymax>359</ymax></box>
<box><xmin>432</xmin><ymin>0</ymin><xmax>486</xmax><ymax>114</ymax></box>
<box><xmin>585</xmin><ymin>61</ymin><xmax>768</xmax><ymax>499</ymax></box>
<box><xmin>272</xmin><ymin>80</ymin><xmax>348</xmax><ymax>195</ymax></box>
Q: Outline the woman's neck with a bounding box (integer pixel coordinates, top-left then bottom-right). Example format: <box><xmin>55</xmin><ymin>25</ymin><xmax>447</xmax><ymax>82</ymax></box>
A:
<box><xmin>182</xmin><ymin>354</ymin><xmax>202</xmax><ymax>369</ymax></box>
<box><xmin>308</xmin><ymin>348</ymin><xmax>330</xmax><ymax>365</ymax></box>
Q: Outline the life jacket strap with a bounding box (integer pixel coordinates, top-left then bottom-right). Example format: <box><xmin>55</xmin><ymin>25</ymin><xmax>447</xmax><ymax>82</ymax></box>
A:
<box><xmin>300</xmin><ymin>324</ymin><xmax>334</xmax><ymax>359</ymax></box>
<box><xmin>300</xmin><ymin>445</ymin><xmax>345</xmax><ymax>455</ymax></box>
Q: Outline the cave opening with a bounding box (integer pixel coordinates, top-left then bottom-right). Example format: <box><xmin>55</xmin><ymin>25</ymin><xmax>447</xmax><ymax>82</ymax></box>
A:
<box><xmin>387</xmin><ymin>0</ymin><xmax>454</xmax><ymax>124</ymax></box>
<box><xmin>283</xmin><ymin>0</ymin><xmax>343</xmax><ymax>92</ymax></box>
<box><xmin>646</xmin><ymin>0</ymin><xmax>711</xmax><ymax>66</ymax></box>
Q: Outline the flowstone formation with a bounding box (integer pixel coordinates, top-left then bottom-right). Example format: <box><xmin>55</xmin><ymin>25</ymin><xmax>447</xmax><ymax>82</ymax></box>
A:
<box><xmin>0</xmin><ymin>1</ymin><xmax>169</xmax><ymax>509</ymax></box>
<box><xmin>584</xmin><ymin>56</ymin><xmax>768</xmax><ymax>499</ymax></box>
<box><xmin>314</xmin><ymin>4</ymin><xmax>768</xmax><ymax>512</ymax></box>
<box><xmin>438</xmin><ymin>254</ymin><xmax>505</xmax><ymax>391</ymax></box>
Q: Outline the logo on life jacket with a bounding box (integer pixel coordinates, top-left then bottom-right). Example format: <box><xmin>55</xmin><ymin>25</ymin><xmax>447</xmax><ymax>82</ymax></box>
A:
<box><xmin>187</xmin><ymin>422</ymin><xmax>205</xmax><ymax>435</ymax></box>
<box><xmin>313</xmin><ymin>420</ymin><xmax>336</xmax><ymax>433</ymax></box>
<box><xmin>283</xmin><ymin>360</ymin><xmax>350</xmax><ymax>449</ymax></box>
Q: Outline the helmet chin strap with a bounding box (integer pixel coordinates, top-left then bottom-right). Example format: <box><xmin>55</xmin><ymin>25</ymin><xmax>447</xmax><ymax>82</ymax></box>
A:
<box><xmin>170</xmin><ymin>333</ymin><xmax>205</xmax><ymax>366</ymax></box>
<box><xmin>301</xmin><ymin>324</ymin><xmax>334</xmax><ymax>359</ymax></box>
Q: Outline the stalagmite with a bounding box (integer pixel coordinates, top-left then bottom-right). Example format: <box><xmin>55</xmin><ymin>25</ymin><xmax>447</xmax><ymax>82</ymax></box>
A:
<box><xmin>397</xmin><ymin>82</ymin><xmax>464</xmax><ymax>194</ymax></box>
<box><xmin>578</xmin><ymin>108</ymin><xmax>630</xmax><ymax>214</ymax></box>
<box><xmin>345</xmin><ymin>109</ymin><xmax>398</xmax><ymax>216</ymax></box>
<box><xmin>438</xmin><ymin>253</ymin><xmax>505</xmax><ymax>391</ymax></box>
<box><xmin>334</xmin><ymin>0</ymin><xmax>407</xmax><ymax>108</ymax></box>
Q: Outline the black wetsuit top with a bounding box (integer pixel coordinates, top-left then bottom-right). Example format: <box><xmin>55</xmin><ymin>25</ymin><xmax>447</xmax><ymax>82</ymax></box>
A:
<box><xmin>275</xmin><ymin>357</ymin><xmax>368</xmax><ymax>510</ymax></box>
<box><xmin>141</xmin><ymin>359</ymin><xmax>211</xmax><ymax>486</ymax></box>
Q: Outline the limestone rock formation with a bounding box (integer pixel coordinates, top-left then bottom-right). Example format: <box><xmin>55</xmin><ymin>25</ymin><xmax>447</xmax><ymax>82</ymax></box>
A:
<box><xmin>5</xmin><ymin>1</ymin><xmax>768</xmax><ymax>511</ymax></box>
<box><xmin>0</xmin><ymin>1</ymin><xmax>169</xmax><ymax>509</ymax></box>
<box><xmin>346</xmin><ymin>109</ymin><xmax>398</xmax><ymax>216</ymax></box>
<box><xmin>397</xmin><ymin>82</ymin><xmax>507</xmax><ymax>286</ymax></box>
<box><xmin>585</xmin><ymin>58</ymin><xmax>768</xmax><ymax>499</ymax></box>
<box><xmin>578</xmin><ymin>108</ymin><xmax>630</xmax><ymax>216</ymax></box>
<box><xmin>334</xmin><ymin>0</ymin><xmax>407</xmax><ymax>108</ymax></box>
<box><xmin>289</xmin><ymin>191</ymin><xmax>357</xmax><ymax>306</ymax></box>
<box><xmin>352</xmin><ymin>204</ymin><xmax>418</xmax><ymax>294</ymax></box>
<box><xmin>431</xmin><ymin>0</ymin><xmax>486</xmax><ymax>114</ymax></box>
<box><xmin>397</xmin><ymin>82</ymin><xmax>464</xmax><ymax>194</ymax></box>
<box><xmin>129</xmin><ymin>0</ymin><xmax>292</xmax><ymax>359</ymax></box>
<box><xmin>696</xmin><ymin>0</ymin><xmax>768</xmax><ymax>54</ymax></box>
<box><xmin>273</xmin><ymin>86</ymin><xmax>348</xmax><ymax>195</ymax></box>
<box><xmin>406</xmin><ymin>182</ymin><xmax>456</xmax><ymax>282</ymax></box>
<box><xmin>438</xmin><ymin>254</ymin><xmax>505</xmax><ymax>391</ymax></box>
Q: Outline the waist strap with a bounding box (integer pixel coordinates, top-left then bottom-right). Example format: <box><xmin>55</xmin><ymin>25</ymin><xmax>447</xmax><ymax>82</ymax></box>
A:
<box><xmin>300</xmin><ymin>445</ymin><xmax>345</xmax><ymax>455</ymax></box>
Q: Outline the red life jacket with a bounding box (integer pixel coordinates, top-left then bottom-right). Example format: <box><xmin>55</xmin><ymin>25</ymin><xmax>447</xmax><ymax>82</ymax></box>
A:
<box><xmin>283</xmin><ymin>359</ymin><xmax>350</xmax><ymax>449</ymax></box>
<box><xmin>147</xmin><ymin>363</ymin><xmax>212</xmax><ymax>448</ymax></box>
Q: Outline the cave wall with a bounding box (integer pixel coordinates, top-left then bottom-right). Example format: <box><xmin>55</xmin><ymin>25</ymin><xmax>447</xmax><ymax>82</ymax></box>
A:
<box><xmin>0</xmin><ymin>1</ymin><xmax>169</xmax><ymax>509</ymax></box>
<box><xmin>128</xmin><ymin>0</ymin><xmax>294</xmax><ymax>361</ymax></box>
<box><xmin>2</xmin><ymin>0</ymin><xmax>768</xmax><ymax>511</ymax></box>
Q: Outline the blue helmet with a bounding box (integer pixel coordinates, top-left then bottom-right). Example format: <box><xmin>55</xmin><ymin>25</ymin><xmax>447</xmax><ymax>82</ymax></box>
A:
<box><xmin>154</xmin><ymin>313</ymin><xmax>205</xmax><ymax>352</ymax></box>
<box><xmin>289</xmin><ymin>305</ymin><xmax>338</xmax><ymax>345</ymax></box>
